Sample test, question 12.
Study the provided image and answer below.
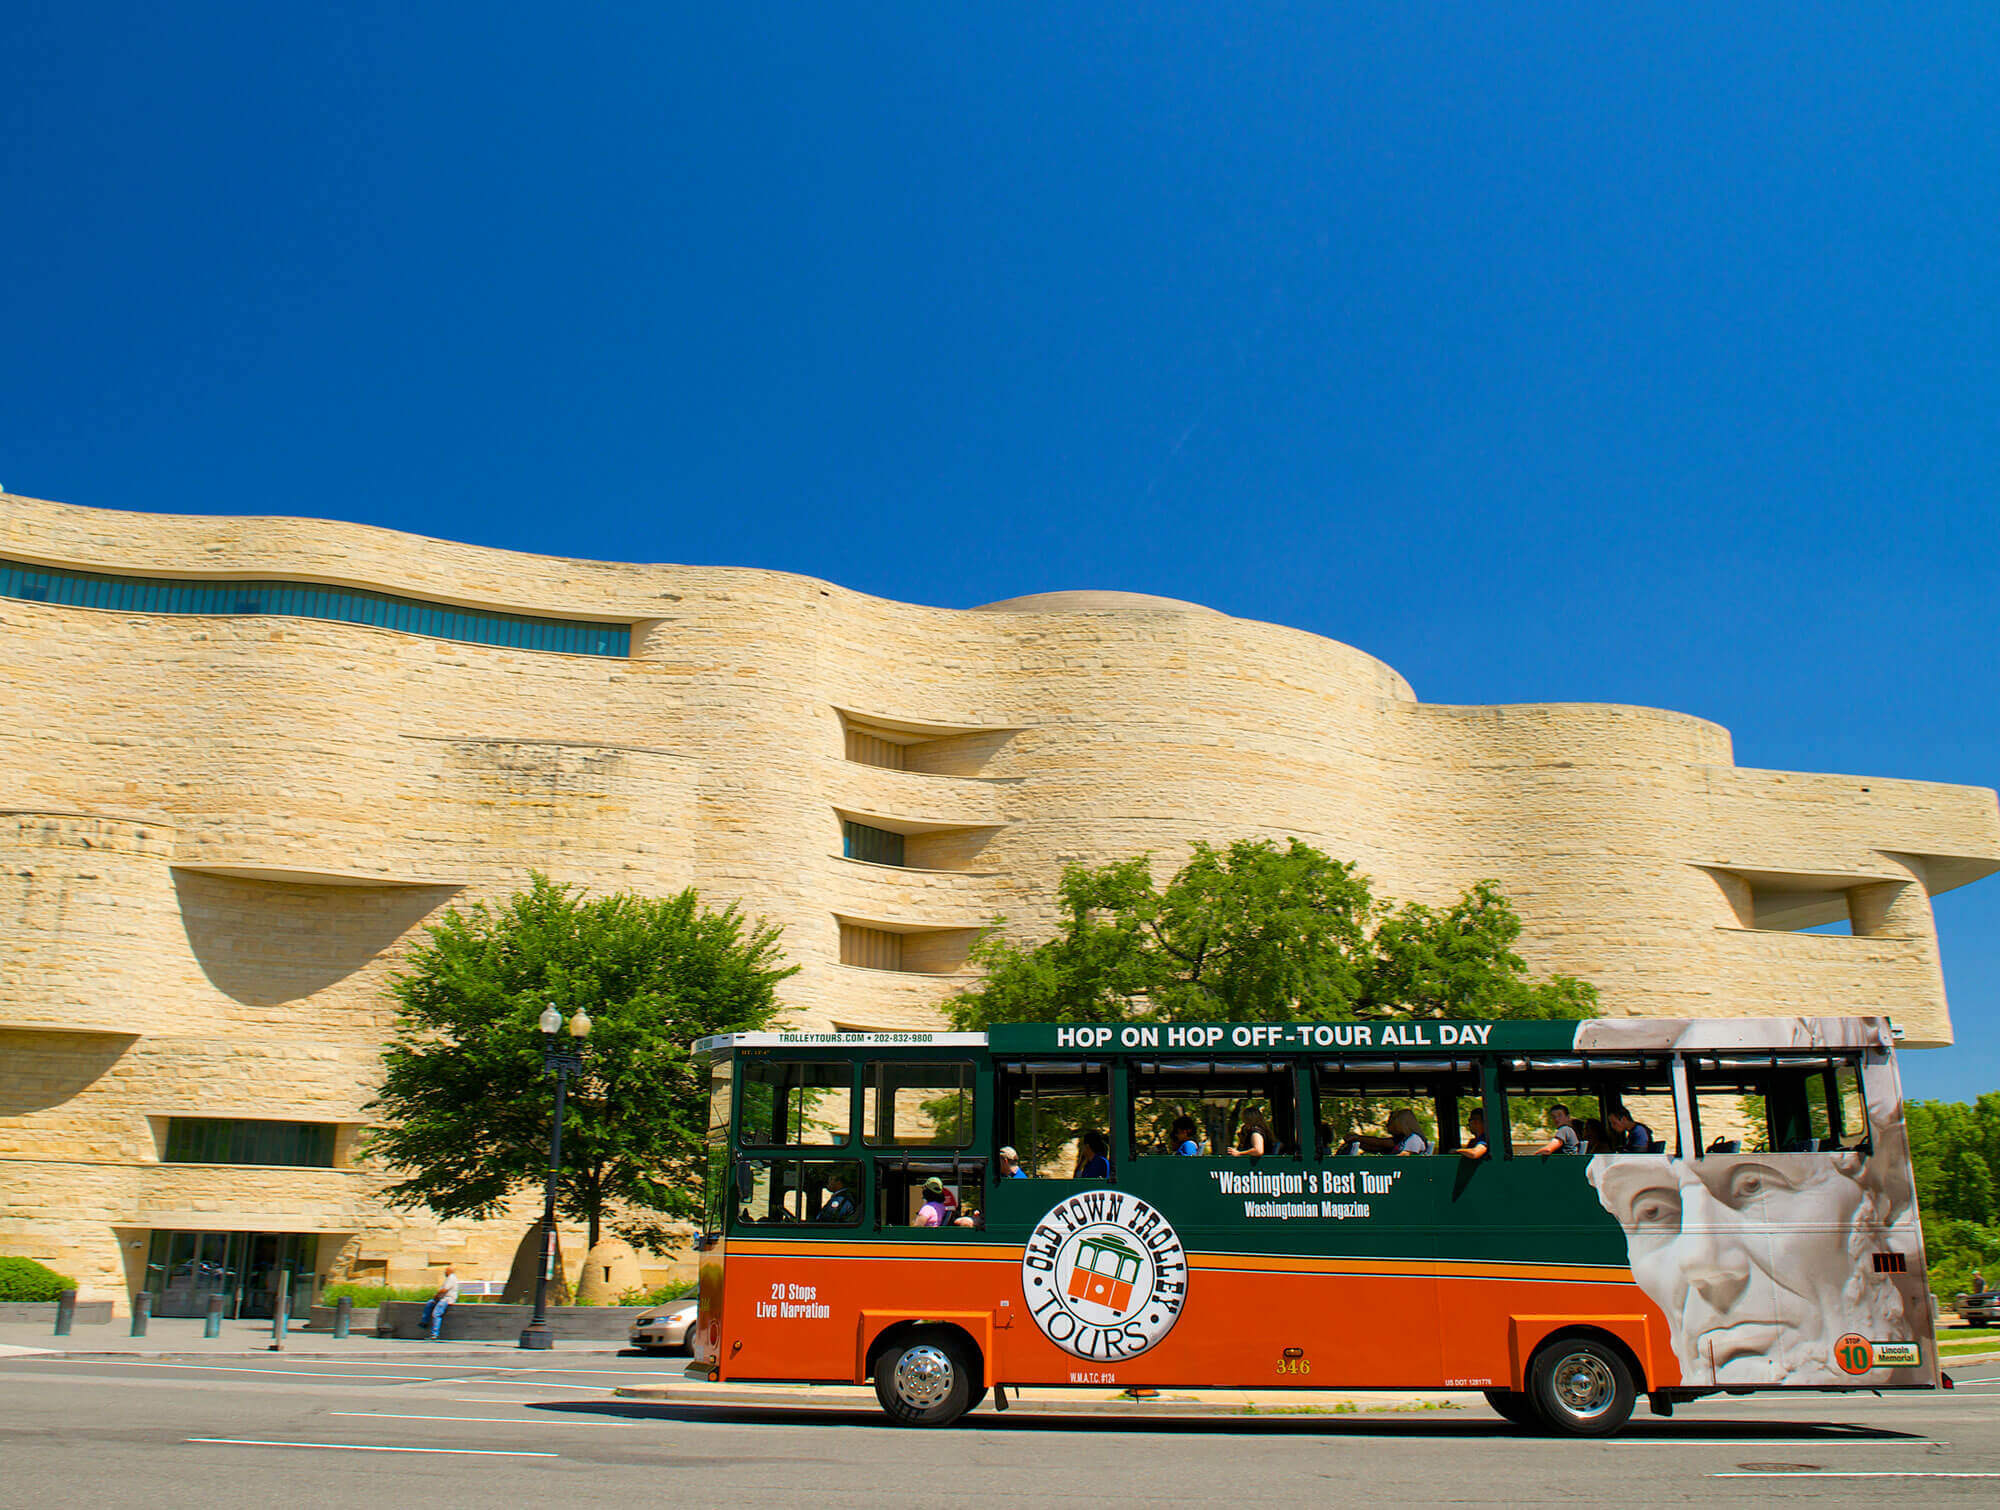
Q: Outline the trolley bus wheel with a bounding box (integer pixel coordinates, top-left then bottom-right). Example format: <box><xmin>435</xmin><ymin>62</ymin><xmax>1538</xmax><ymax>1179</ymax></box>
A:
<box><xmin>1481</xmin><ymin>1389</ymin><xmax>1543</xmax><ymax>1429</ymax></box>
<box><xmin>1527</xmin><ymin>1337</ymin><xmax>1634</xmax><ymax>1437</ymax></box>
<box><xmin>873</xmin><ymin>1330</ymin><xmax>978</xmax><ymax>1427</ymax></box>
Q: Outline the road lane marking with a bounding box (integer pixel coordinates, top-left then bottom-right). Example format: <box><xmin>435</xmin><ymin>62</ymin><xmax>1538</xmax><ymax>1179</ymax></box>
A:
<box><xmin>331</xmin><ymin>1412</ymin><xmax>639</xmax><ymax>1427</ymax></box>
<box><xmin>63</xmin><ymin>1362</ymin><xmax>418</xmax><ymax>1380</ymax></box>
<box><xmin>1709</xmin><ymin>1471</ymin><xmax>2000</xmax><ymax>1479</ymax></box>
<box><xmin>1606</xmin><ymin>1439</ymin><xmax>1934</xmax><ymax>1447</ymax></box>
<box><xmin>186</xmin><ymin>1438</ymin><xmax>556</xmax><ymax>1456</ymax></box>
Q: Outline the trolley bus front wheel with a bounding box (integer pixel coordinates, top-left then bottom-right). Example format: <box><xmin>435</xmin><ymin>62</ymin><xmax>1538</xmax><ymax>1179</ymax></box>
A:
<box><xmin>1527</xmin><ymin>1336</ymin><xmax>1635</xmax><ymax>1437</ymax></box>
<box><xmin>873</xmin><ymin>1328</ymin><xmax>980</xmax><ymax>1427</ymax></box>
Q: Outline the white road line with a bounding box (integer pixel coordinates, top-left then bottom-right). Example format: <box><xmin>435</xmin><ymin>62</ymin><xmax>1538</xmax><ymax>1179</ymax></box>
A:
<box><xmin>186</xmin><ymin>1438</ymin><xmax>556</xmax><ymax>1457</ymax></box>
<box><xmin>1710</xmin><ymin>1471</ymin><xmax>2000</xmax><ymax>1479</ymax></box>
<box><xmin>1606</xmin><ymin>1439</ymin><xmax>1934</xmax><ymax>1447</ymax></box>
<box><xmin>331</xmin><ymin>1412</ymin><xmax>639</xmax><ymax>1428</ymax></box>
<box><xmin>64</xmin><ymin>1361</ymin><xmax>417</xmax><ymax>1380</ymax></box>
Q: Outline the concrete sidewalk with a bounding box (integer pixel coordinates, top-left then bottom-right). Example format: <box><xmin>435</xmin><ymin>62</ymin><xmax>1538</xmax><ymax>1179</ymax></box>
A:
<box><xmin>617</xmin><ymin>1376</ymin><xmax>1470</xmax><ymax>1418</ymax></box>
<box><xmin>0</xmin><ymin>1314</ymin><xmax>641</xmax><ymax>1359</ymax></box>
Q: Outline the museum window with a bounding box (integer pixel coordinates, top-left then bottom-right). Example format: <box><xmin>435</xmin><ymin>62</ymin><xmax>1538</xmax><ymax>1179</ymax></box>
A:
<box><xmin>844</xmin><ymin>728</ymin><xmax>905</xmax><ymax>769</ymax></box>
<box><xmin>0</xmin><ymin>558</ymin><xmax>630</xmax><ymax>657</ymax></box>
<box><xmin>839</xmin><ymin>921</ymin><xmax>903</xmax><ymax>971</ymax></box>
<box><xmin>162</xmin><ymin>1118</ymin><xmax>338</xmax><ymax>1167</ymax></box>
<box><xmin>842</xmin><ymin>820</ymin><xmax>906</xmax><ymax>867</ymax></box>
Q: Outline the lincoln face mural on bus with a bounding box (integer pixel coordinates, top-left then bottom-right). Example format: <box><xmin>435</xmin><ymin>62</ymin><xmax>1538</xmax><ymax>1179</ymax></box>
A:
<box><xmin>1578</xmin><ymin>1018</ymin><xmax>1926</xmax><ymax>1387</ymax></box>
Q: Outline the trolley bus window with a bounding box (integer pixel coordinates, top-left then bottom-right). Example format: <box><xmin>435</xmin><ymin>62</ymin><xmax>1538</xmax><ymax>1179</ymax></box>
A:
<box><xmin>1313</xmin><ymin>1059</ymin><xmax>1478</xmax><ymax>1156</ymax></box>
<box><xmin>863</xmin><ymin>1061</ymin><xmax>974</xmax><ymax>1147</ymax></box>
<box><xmin>876</xmin><ymin>1157</ymin><xmax>987</xmax><ymax>1228</ymax></box>
<box><xmin>1500</xmin><ymin>1056</ymin><xmax>1677</xmax><ymax>1156</ymax></box>
<box><xmin>1684</xmin><ymin>1054</ymin><xmax>1871</xmax><ymax>1155</ymax></box>
<box><xmin>739</xmin><ymin>1059</ymin><xmax>854</xmax><ymax>1147</ymax></box>
<box><xmin>996</xmin><ymin>1061</ymin><xmax>1110</xmax><ymax>1177</ymax></box>
<box><xmin>1130</xmin><ymin>1059</ymin><xmax>1297</xmax><ymax>1158</ymax></box>
<box><xmin>733</xmin><ymin>1158</ymin><xmax>863</xmax><ymax>1226</ymax></box>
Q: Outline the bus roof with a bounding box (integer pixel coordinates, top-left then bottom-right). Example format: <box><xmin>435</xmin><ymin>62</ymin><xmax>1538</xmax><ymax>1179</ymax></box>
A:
<box><xmin>693</xmin><ymin>1015</ymin><xmax>1897</xmax><ymax>1058</ymax></box>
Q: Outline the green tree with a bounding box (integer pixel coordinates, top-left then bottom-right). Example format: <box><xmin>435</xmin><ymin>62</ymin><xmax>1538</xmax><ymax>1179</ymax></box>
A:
<box><xmin>366</xmin><ymin>873</ymin><xmax>796</xmax><ymax>1250</ymax></box>
<box><xmin>946</xmin><ymin>838</ymin><xmax>1598</xmax><ymax>1028</ymax></box>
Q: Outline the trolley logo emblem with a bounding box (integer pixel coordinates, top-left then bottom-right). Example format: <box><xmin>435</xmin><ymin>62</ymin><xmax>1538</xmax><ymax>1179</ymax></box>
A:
<box><xmin>1022</xmin><ymin>1192</ymin><xmax>1188</xmax><ymax>1360</ymax></box>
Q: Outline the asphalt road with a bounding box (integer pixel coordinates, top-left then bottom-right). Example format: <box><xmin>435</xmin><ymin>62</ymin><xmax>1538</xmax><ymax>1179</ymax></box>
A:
<box><xmin>3</xmin><ymin>1352</ymin><xmax>1998</xmax><ymax>1508</ymax></box>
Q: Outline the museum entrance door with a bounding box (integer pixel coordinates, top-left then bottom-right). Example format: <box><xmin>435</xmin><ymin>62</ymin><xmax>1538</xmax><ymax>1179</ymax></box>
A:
<box><xmin>144</xmin><ymin>1231</ymin><xmax>318</xmax><ymax>1318</ymax></box>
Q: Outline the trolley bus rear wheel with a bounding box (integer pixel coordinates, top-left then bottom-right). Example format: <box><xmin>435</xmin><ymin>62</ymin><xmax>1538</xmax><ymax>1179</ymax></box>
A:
<box><xmin>874</xmin><ymin>1330</ymin><xmax>978</xmax><ymax>1427</ymax></box>
<box><xmin>1527</xmin><ymin>1337</ymin><xmax>1634</xmax><ymax>1437</ymax></box>
<box><xmin>1481</xmin><ymin>1389</ymin><xmax>1543</xmax><ymax>1429</ymax></box>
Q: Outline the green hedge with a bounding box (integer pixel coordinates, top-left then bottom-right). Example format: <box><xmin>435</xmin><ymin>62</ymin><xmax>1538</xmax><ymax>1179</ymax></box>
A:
<box><xmin>0</xmin><ymin>1256</ymin><xmax>78</xmax><ymax>1302</ymax></box>
<box><xmin>318</xmin><ymin>1283</ymin><xmax>439</xmax><ymax>1307</ymax></box>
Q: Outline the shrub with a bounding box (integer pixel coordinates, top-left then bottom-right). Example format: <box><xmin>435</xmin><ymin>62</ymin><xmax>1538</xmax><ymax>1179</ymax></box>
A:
<box><xmin>0</xmin><ymin>1256</ymin><xmax>78</xmax><ymax>1302</ymax></box>
<box><xmin>619</xmin><ymin>1281</ymin><xmax>697</xmax><ymax>1308</ymax></box>
<box><xmin>319</xmin><ymin>1283</ymin><xmax>438</xmax><ymax>1308</ymax></box>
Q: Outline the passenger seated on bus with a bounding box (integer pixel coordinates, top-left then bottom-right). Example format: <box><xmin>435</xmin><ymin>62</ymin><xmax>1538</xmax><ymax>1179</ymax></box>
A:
<box><xmin>1169</xmin><ymin>1115</ymin><xmax>1202</xmax><ymax>1156</ymax></box>
<box><xmin>998</xmin><ymin>1145</ymin><xmax>1026</xmax><ymax>1179</ymax></box>
<box><xmin>816</xmin><ymin>1169</ymin><xmax>857</xmax><ymax>1222</ymax></box>
<box><xmin>1581</xmin><ymin>1117</ymin><xmax>1616</xmax><ymax>1154</ymax></box>
<box><xmin>951</xmin><ymin>1207</ymin><xmax>983</xmax><ymax>1229</ymax></box>
<box><xmin>1230</xmin><ymin>1109</ymin><xmax>1273</xmax><ymax>1159</ymax></box>
<box><xmin>1334</xmin><ymin>1129</ymin><xmax>1363</xmax><ymax>1157</ymax></box>
<box><xmin>1605</xmin><ymin>1106</ymin><xmax>1659</xmax><ymax>1153</ymax></box>
<box><xmin>1457</xmin><ymin>1109</ymin><xmax>1490</xmax><ymax>1161</ymax></box>
<box><xmin>1358</xmin><ymin>1108</ymin><xmax>1430</xmax><ymax>1155</ymax></box>
<box><xmin>1537</xmin><ymin>1104</ymin><xmax>1582</xmax><ymax>1156</ymax></box>
<box><xmin>914</xmin><ymin>1177</ymin><xmax>951</xmax><ymax>1227</ymax></box>
<box><xmin>1074</xmin><ymin>1131</ymin><xmax>1113</xmax><ymax>1179</ymax></box>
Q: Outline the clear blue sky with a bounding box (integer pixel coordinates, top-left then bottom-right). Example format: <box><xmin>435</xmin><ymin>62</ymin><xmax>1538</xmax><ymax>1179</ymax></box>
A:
<box><xmin>6</xmin><ymin>6</ymin><xmax>1996</xmax><ymax>1098</ymax></box>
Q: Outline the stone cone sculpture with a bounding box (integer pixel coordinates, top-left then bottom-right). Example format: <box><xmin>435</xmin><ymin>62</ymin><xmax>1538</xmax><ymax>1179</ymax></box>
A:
<box><xmin>501</xmin><ymin>1222</ymin><xmax>570</xmax><ymax>1306</ymax></box>
<box><xmin>575</xmin><ymin>1238</ymin><xmax>643</xmax><ymax>1306</ymax></box>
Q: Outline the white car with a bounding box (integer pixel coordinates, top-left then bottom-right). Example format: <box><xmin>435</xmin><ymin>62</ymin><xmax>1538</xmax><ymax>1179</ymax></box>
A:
<box><xmin>630</xmin><ymin>1300</ymin><xmax>697</xmax><ymax>1354</ymax></box>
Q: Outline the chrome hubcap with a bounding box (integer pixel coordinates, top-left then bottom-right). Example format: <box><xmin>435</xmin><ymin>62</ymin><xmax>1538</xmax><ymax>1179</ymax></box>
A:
<box><xmin>1552</xmin><ymin>1351</ymin><xmax>1615</xmax><ymax>1418</ymax></box>
<box><xmin>892</xmin><ymin>1344</ymin><xmax>955</xmax><ymax>1410</ymax></box>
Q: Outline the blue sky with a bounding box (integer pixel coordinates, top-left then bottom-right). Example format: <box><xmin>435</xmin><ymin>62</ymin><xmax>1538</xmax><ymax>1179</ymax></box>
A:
<box><xmin>6</xmin><ymin>5</ymin><xmax>1996</xmax><ymax>1098</ymax></box>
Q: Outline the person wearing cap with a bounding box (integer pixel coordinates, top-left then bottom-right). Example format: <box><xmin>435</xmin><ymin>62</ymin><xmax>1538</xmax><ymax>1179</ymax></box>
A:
<box><xmin>914</xmin><ymin>1177</ymin><xmax>951</xmax><ymax>1227</ymax></box>
<box><xmin>998</xmin><ymin>1146</ymin><xmax>1026</xmax><ymax>1178</ymax></box>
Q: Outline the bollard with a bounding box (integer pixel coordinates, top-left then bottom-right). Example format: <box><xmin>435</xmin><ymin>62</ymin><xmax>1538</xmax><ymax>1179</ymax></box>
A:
<box><xmin>53</xmin><ymin>1289</ymin><xmax>77</xmax><ymax>1336</ymax></box>
<box><xmin>203</xmin><ymin>1293</ymin><xmax>224</xmax><ymax>1339</ymax></box>
<box><xmin>130</xmin><ymin>1290</ymin><xmax>151</xmax><ymax>1337</ymax></box>
<box><xmin>270</xmin><ymin>1268</ymin><xmax>290</xmax><ymax>1348</ymax></box>
<box><xmin>333</xmin><ymin>1295</ymin><xmax>353</xmax><ymax>1339</ymax></box>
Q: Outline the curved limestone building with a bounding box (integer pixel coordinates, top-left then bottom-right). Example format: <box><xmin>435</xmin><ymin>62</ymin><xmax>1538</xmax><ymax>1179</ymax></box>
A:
<box><xmin>3</xmin><ymin>491</ymin><xmax>1996</xmax><ymax>1311</ymax></box>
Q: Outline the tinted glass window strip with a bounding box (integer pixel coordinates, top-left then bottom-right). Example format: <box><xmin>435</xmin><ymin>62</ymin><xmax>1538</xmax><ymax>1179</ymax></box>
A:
<box><xmin>1</xmin><ymin>557</ymin><xmax>629</xmax><ymax>657</ymax></box>
<box><xmin>163</xmin><ymin>1118</ymin><xmax>336</xmax><ymax>1167</ymax></box>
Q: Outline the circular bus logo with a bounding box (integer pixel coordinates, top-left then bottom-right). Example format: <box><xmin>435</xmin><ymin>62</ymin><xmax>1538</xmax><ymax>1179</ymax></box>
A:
<box><xmin>1021</xmin><ymin>1192</ymin><xmax>1188</xmax><ymax>1361</ymax></box>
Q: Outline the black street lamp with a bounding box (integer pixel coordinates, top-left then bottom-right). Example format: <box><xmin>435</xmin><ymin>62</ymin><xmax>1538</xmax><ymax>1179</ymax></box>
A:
<box><xmin>518</xmin><ymin>1002</ymin><xmax>591</xmax><ymax>1350</ymax></box>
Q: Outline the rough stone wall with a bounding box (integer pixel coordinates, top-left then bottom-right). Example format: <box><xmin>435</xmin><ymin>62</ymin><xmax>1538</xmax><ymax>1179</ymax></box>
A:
<box><xmin>3</xmin><ymin>490</ymin><xmax>1996</xmax><ymax>1307</ymax></box>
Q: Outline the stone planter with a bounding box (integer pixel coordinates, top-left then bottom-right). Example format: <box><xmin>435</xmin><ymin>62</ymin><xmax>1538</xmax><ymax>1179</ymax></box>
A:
<box><xmin>302</xmin><ymin>1304</ymin><xmax>380</xmax><ymax>1332</ymax></box>
<box><xmin>0</xmin><ymin>1300</ymin><xmax>114</xmax><ymax>1325</ymax></box>
<box><xmin>378</xmin><ymin>1299</ymin><xmax>646</xmax><ymax>1341</ymax></box>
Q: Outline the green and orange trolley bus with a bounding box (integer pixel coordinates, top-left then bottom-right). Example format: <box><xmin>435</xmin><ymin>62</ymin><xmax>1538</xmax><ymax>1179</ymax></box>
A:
<box><xmin>690</xmin><ymin>1014</ymin><xmax>1937</xmax><ymax>1434</ymax></box>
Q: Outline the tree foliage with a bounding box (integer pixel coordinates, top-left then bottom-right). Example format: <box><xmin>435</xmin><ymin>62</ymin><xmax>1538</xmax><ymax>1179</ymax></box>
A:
<box><xmin>366</xmin><ymin>873</ymin><xmax>796</xmax><ymax>1249</ymax></box>
<box><xmin>1908</xmin><ymin>1093</ymin><xmax>2000</xmax><ymax>1303</ymax></box>
<box><xmin>945</xmin><ymin>838</ymin><xmax>1598</xmax><ymax>1028</ymax></box>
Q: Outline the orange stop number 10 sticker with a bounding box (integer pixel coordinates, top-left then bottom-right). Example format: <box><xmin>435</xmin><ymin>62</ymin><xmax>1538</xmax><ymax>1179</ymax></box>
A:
<box><xmin>1834</xmin><ymin>1333</ymin><xmax>1875</xmax><ymax>1375</ymax></box>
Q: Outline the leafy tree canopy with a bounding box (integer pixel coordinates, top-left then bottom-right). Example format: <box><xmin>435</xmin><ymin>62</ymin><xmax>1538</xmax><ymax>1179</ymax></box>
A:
<box><xmin>366</xmin><ymin>873</ymin><xmax>796</xmax><ymax>1249</ymax></box>
<box><xmin>945</xmin><ymin>838</ymin><xmax>1598</xmax><ymax>1029</ymax></box>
